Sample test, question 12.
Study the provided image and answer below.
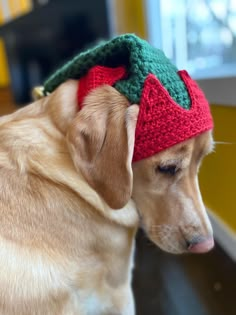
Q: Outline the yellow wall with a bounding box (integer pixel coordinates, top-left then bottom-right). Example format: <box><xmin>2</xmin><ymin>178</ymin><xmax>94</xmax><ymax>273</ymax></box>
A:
<box><xmin>0</xmin><ymin>0</ymin><xmax>32</xmax><ymax>87</ymax></box>
<box><xmin>0</xmin><ymin>0</ymin><xmax>32</xmax><ymax>24</ymax></box>
<box><xmin>200</xmin><ymin>105</ymin><xmax>236</xmax><ymax>231</ymax></box>
<box><xmin>114</xmin><ymin>0</ymin><xmax>147</xmax><ymax>38</ymax></box>
<box><xmin>0</xmin><ymin>38</ymin><xmax>10</xmax><ymax>86</ymax></box>
<box><xmin>8</xmin><ymin>0</ymin><xmax>32</xmax><ymax>19</ymax></box>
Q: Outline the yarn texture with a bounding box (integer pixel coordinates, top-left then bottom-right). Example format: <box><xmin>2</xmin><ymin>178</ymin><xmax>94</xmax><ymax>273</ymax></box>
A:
<box><xmin>78</xmin><ymin>65</ymin><xmax>126</xmax><ymax>108</ymax></box>
<box><xmin>43</xmin><ymin>34</ymin><xmax>213</xmax><ymax>162</ymax></box>
<box><xmin>133</xmin><ymin>71</ymin><xmax>213</xmax><ymax>161</ymax></box>
<box><xmin>44</xmin><ymin>34</ymin><xmax>190</xmax><ymax>109</ymax></box>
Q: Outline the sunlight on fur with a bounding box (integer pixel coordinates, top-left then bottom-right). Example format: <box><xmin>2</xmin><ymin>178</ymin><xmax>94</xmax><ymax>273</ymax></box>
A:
<box><xmin>0</xmin><ymin>81</ymin><xmax>214</xmax><ymax>314</ymax></box>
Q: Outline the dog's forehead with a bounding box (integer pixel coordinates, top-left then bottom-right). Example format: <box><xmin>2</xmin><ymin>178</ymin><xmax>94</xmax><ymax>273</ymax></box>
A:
<box><xmin>144</xmin><ymin>131</ymin><xmax>213</xmax><ymax>164</ymax></box>
<box><xmin>152</xmin><ymin>140</ymin><xmax>194</xmax><ymax>162</ymax></box>
<box><xmin>167</xmin><ymin>131</ymin><xmax>213</xmax><ymax>157</ymax></box>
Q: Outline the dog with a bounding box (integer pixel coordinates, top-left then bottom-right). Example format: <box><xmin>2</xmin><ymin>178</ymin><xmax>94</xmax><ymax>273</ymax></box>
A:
<box><xmin>0</xmin><ymin>80</ymin><xmax>214</xmax><ymax>314</ymax></box>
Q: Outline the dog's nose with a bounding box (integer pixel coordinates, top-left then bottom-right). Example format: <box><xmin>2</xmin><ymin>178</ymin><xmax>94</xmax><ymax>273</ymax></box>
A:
<box><xmin>187</xmin><ymin>236</ymin><xmax>214</xmax><ymax>253</ymax></box>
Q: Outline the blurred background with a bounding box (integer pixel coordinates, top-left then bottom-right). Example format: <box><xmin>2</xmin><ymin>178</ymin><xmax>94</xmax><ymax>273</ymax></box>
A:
<box><xmin>0</xmin><ymin>0</ymin><xmax>235</xmax><ymax>314</ymax></box>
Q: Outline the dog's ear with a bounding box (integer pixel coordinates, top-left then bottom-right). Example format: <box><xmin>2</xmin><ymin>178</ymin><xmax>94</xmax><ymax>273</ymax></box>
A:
<box><xmin>67</xmin><ymin>85</ymin><xmax>139</xmax><ymax>209</ymax></box>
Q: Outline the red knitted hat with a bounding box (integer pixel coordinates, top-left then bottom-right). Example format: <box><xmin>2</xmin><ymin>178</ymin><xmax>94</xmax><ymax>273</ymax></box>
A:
<box><xmin>133</xmin><ymin>71</ymin><xmax>213</xmax><ymax>161</ymax></box>
<box><xmin>43</xmin><ymin>35</ymin><xmax>213</xmax><ymax>162</ymax></box>
<box><xmin>77</xmin><ymin>65</ymin><xmax>213</xmax><ymax>162</ymax></box>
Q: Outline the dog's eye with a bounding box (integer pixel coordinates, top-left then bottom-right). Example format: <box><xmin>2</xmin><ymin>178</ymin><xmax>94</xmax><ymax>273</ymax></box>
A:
<box><xmin>157</xmin><ymin>165</ymin><xmax>178</xmax><ymax>176</ymax></box>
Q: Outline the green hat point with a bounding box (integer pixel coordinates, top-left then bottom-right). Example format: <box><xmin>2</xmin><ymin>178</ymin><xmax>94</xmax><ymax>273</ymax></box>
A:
<box><xmin>44</xmin><ymin>34</ymin><xmax>190</xmax><ymax>109</ymax></box>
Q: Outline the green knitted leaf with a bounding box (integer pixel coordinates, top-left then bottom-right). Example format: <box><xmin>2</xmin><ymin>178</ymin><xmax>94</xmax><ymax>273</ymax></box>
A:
<box><xmin>44</xmin><ymin>34</ymin><xmax>190</xmax><ymax>109</ymax></box>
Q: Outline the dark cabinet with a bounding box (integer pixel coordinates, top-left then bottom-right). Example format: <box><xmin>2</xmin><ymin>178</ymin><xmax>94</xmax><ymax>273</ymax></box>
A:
<box><xmin>0</xmin><ymin>0</ymin><xmax>112</xmax><ymax>104</ymax></box>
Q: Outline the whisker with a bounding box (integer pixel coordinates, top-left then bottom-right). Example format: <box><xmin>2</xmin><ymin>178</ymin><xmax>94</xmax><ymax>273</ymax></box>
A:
<box><xmin>214</xmin><ymin>141</ymin><xmax>235</xmax><ymax>145</ymax></box>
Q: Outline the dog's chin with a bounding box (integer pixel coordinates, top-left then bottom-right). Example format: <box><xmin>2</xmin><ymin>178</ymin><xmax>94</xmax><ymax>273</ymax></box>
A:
<box><xmin>146</xmin><ymin>232</ymin><xmax>189</xmax><ymax>255</ymax></box>
<box><xmin>154</xmin><ymin>241</ymin><xmax>188</xmax><ymax>254</ymax></box>
<box><xmin>155</xmin><ymin>242</ymin><xmax>188</xmax><ymax>254</ymax></box>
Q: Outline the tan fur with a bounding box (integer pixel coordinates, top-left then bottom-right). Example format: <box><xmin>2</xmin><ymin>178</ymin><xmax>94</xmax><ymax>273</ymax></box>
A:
<box><xmin>0</xmin><ymin>81</ymin><xmax>213</xmax><ymax>314</ymax></box>
<box><xmin>132</xmin><ymin>132</ymin><xmax>213</xmax><ymax>253</ymax></box>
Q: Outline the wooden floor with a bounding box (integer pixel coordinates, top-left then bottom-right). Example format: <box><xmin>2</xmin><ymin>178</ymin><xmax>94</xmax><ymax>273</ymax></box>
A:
<box><xmin>133</xmin><ymin>231</ymin><xmax>236</xmax><ymax>315</ymax></box>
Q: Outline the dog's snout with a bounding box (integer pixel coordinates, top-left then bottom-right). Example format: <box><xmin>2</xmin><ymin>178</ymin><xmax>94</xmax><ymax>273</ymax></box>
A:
<box><xmin>187</xmin><ymin>236</ymin><xmax>214</xmax><ymax>253</ymax></box>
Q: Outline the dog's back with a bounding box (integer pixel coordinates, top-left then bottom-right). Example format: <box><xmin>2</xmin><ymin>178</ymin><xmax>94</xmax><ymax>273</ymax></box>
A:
<box><xmin>0</xmin><ymin>82</ymin><xmax>137</xmax><ymax>315</ymax></box>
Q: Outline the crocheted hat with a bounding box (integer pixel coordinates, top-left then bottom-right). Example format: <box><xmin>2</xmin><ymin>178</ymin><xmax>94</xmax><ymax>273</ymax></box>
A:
<box><xmin>43</xmin><ymin>34</ymin><xmax>213</xmax><ymax>162</ymax></box>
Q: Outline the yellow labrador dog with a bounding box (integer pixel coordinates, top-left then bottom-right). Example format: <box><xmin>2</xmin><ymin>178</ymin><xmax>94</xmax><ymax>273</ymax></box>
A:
<box><xmin>0</xmin><ymin>81</ymin><xmax>214</xmax><ymax>315</ymax></box>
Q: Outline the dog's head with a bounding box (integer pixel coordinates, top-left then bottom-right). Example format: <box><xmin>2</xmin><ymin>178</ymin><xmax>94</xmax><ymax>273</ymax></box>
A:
<box><xmin>132</xmin><ymin>132</ymin><xmax>214</xmax><ymax>254</ymax></box>
<box><xmin>4</xmin><ymin>80</ymin><xmax>212</xmax><ymax>255</ymax></box>
<box><xmin>63</xmin><ymin>82</ymin><xmax>214</xmax><ymax>254</ymax></box>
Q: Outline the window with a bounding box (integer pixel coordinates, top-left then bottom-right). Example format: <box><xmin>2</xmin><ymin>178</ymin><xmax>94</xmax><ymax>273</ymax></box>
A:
<box><xmin>146</xmin><ymin>0</ymin><xmax>236</xmax><ymax>79</ymax></box>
